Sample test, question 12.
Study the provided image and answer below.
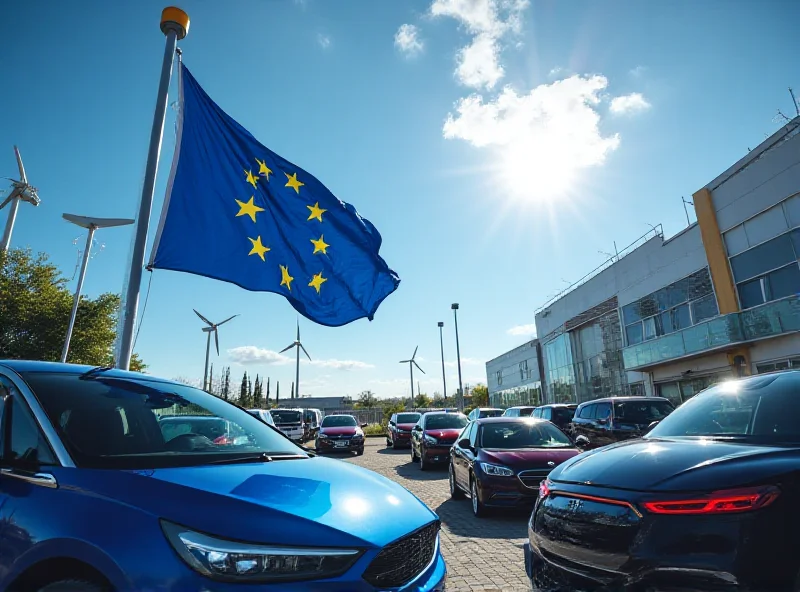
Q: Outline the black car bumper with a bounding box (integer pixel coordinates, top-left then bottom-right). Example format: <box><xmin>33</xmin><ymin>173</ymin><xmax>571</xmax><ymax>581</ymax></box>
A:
<box><xmin>422</xmin><ymin>446</ymin><xmax>453</xmax><ymax>464</ymax></box>
<box><xmin>316</xmin><ymin>438</ymin><xmax>364</xmax><ymax>452</ymax></box>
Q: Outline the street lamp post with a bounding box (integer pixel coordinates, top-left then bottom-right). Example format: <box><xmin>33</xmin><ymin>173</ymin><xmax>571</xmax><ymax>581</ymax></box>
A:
<box><xmin>437</xmin><ymin>321</ymin><xmax>447</xmax><ymax>407</ymax></box>
<box><xmin>451</xmin><ymin>303</ymin><xmax>464</xmax><ymax>411</ymax></box>
<box><xmin>61</xmin><ymin>214</ymin><xmax>134</xmax><ymax>363</ymax></box>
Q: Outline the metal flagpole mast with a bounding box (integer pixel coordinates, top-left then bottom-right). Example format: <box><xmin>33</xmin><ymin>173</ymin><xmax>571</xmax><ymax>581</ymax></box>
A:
<box><xmin>116</xmin><ymin>7</ymin><xmax>189</xmax><ymax>370</ymax></box>
<box><xmin>452</xmin><ymin>303</ymin><xmax>464</xmax><ymax>411</ymax></box>
<box><xmin>438</xmin><ymin>321</ymin><xmax>447</xmax><ymax>406</ymax></box>
<box><xmin>61</xmin><ymin>227</ymin><xmax>95</xmax><ymax>362</ymax></box>
<box><xmin>295</xmin><ymin>325</ymin><xmax>300</xmax><ymax>399</ymax></box>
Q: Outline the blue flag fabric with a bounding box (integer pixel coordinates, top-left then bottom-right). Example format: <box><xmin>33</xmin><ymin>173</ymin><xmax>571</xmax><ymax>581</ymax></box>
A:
<box><xmin>150</xmin><ymin>64</ymin><xmax>400</xmax><ymax>327</ymax></box>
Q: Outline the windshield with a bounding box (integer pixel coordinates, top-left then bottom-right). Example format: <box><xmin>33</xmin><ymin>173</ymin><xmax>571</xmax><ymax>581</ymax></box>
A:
<box><xmin>481</xmin><ymin>421</ymin><xmax>573</xmax><ymax>449</ymax></box>
<box><xmin>321</xmin><ymin>415</ymin><xmax>357</xmax><ymax>427</ymax></box>
<box><xmin>425</xmin><ymin>414</ymin><xmax>468</xmax><ymax>430</ymax></box>
<box><xmin>518</xmin><ymin>407</ymin><xmax>534</xmax><ymax>417</ymax></box>
<box><xmin>22</xmin><ymin>372</ymin><xmax>304</xmax><ymax>469</ymax></box>
<box><xmin>647</xmin><ymin>376</ymin><xmax>800</xmax><ymax>442</ymax></box>
<box><xmin>614</xmin><ymin>400</ymin><xmax>674</xmax><ymax>424</ymax></box>
<box><xmin>552</xmin><ymin>408</ymin><xmax>575</xmax><ymax>422</ymax></box>
<box><xmin>479</xmin><ymin>409</ymin><xmax>503</xmax><ymax>418</ymax></box>
<box><xmin>270</xmin><ymin>410</ymin><xmax>302</xmax><ymax>424</ymax></box>
<box><xmin>397</xmin><ymin>413</ymin><xmax>421</xmax><ymax>424</ymax></box>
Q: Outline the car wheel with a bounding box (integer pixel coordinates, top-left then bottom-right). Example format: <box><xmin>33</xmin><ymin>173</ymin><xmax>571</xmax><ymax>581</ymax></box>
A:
<box><xmin>449</xmin><ymin>463</ymin><xmax>464</xmax><ymax>499</ymax></box>
<box><xmin>471</xmin><ymin>477</ymin><xmax>486</xmax><ymax>518</ymax></box>
<box><xmin>419</xmin><ymin>449</ymin><xmax>428</xmax><ymax>471</ymax></box>
<box><xmin>356</xmin><ymin>448</ymin><xmax>364</xmax><ymax>456</ymax></box>
<box><xmin>38</xmin><ymin>581</ymin><xmax>107</xmax><ymax>592</ymax></box>
<box><xmin>386</xmin><ymin>437</ymin><xmax>393</xmax><ymax>448</ymax></box>
<box><xmin>410</xmin><ymin>445</ymin><xmax>417</xmax><ymax>462</ymax></box>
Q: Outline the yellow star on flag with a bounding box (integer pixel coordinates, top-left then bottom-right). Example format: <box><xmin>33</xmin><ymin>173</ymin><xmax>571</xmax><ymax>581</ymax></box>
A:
<box><xmin>310</xmin><ymin>234</ymin><xmax>330</xmax><ymax>255</ymax></box>
<box><xmin>285</xmin><ymin>172</ymin><xmax>304</xmax><ymax>194</ymax></box>
<box><xmin>306</xmin><ymin>202</ymin><xmax>327</xmax><ymax>222</ymax></box>
<box><xmin>256</xmin><ymin>158</ymin><xmax>272</xmax><ymax>181</ymax></box>
<box><xmin>235</xmin><ymin>196</ymin><xmax>265</xmax><ymax>223</ymax></box>
<box><xmin>247</xmin><ymin>236</ymin><xmax>270</xmax><ymax>261</ymax></box>
<box><xmin>280</xmin><ymin>264</ymin><xmax>294</xmax><ymax>291</ymax></box>
<box><xmin>244</xmin><ymin>169</ymin><xmax>259</xmax><ymax>189</ymax></box>
<box><xmin>308</xmin><ymin>271</ymin><xmax>328</xmax><ymax>294</ymax></box>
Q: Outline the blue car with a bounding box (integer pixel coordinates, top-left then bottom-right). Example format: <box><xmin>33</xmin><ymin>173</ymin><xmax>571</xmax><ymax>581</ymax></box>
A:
<box><xmin>0</xmin><ymin>361</ymin><xmax>446</xmax><ymax>591</ymax></box>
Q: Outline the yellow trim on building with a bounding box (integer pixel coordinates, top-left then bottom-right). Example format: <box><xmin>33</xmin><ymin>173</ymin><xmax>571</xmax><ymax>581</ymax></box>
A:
<box><xmin>692</xmin><ymin>188</ymin><xmax>739</xmax><ymax>314</ymax></box>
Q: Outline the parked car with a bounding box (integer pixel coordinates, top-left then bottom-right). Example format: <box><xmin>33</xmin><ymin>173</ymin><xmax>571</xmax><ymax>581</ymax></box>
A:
<box><xmin>269</xmin><ymin>408</ymin><xmax>305</xmax><ymax>441</ymax></box>
<box><xmin>449</xmin><ymin>417</ymin><xmax>581</xmax><ymax>517</ymax></box>
<box><xmin>570</xmin><ymin>396</ymin><xmax>674</xmax><ymax>449</ymax></box>
<box><xmin>302</xmin><ymin>407</ymin><xmax>322</xmax><ymax>440</ymax></box>
<box><xmin>315</xmin><ymin>414</ymin><xmax>366</xmax><ymax>455</ymax></box>
<box><xmin>502</xmin><ymin>406</ymin><xmax>536</xmax><ymax>417</ymax></box>
<box><xmin>410</xmin><ymin>411</ymin><xmax>468</xmax><ymax>470</ymax></box>
<box><xmin>387</xmin><ymin>411</ymin><xmax>421</xmax><ymax>448</ymax></box>
<box><xmin>531</xmin><ymin>404</ymin><xmax>577</xmax><ymax>433</ymax></box>
<box><xmin>0</xmin><ymin>360</ymin><xmax>447</xmax><ymax>591</ymax></box>
<box><xmin>467</xmin><ymin>407</ymin><xmax>504</xmax><ymax>421</ymax></box>
<box><xmin>526</xmin><ymin>371</ymin><xmax>800</xmax><ymax>591</ymax></box>
<box><xmin>246</xmin><ymin>408</ymin><xmax>275</xmax><ymax>426</ymax></box>
<box><xmin>158</xmin><ymin>415</ymin><xmax>249</xmax><ymax>446</ymax></box>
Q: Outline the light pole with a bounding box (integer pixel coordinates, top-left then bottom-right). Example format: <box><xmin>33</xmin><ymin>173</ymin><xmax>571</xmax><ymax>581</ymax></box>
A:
<box><xmin>451</xmin><ymin>303</ymin><xmax>464</xmax><ymax>411</ymax></box>
<box><xmin>437</xmin><ymin>321</ymin><xmax>447</xmax><ymax>407</ymax></box>
<box><xmin>61</xmin><ymin>214</ymin><xmax>134</xmax><ymax>363</ymax></box>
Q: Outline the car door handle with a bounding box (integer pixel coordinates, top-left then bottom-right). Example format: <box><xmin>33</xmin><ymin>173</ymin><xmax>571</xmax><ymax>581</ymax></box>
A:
<box><xmin>0</xmin><ymin>468</ymin><xmax>58</xmax><ymax>489</ymax></box>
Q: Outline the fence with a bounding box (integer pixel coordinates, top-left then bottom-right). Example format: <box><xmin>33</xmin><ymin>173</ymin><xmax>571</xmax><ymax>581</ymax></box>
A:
<box><xmin>323</xmin><ymin>408</ymin><xmax>383</xmax><ymax>425</ymax></box>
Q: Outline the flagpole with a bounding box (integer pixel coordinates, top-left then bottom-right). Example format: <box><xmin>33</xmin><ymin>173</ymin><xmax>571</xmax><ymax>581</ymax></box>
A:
<box><xmin>116</xmin><ymin>7</ymin><xmax>189</xmax><ymax>370</ymax></box>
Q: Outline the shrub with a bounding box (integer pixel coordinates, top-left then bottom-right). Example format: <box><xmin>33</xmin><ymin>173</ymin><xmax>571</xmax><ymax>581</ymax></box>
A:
<box><xmin>363</xmin><ymin>423</ymin><xmax>386</xmax><ymax>436</ymax></box>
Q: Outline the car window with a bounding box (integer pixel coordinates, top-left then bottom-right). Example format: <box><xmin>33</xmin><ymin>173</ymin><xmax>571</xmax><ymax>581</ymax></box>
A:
<box><xmin>0</xmin><ymin>377</ymin><xmax>56</xmax><ymax>467</ymax></box>
<box><xmin>271</xmin><ymin>410</ymin><xmax>302</xmax><ymax>424</ymax></box>
<box><xmin>468</xmin><ymin>422</ymin><xmax>479</xmax><ymax>447</ymax></box>
<box><xmin>596</xmin><ymin>403</ymin><xmax>611</xmax><ymax>421</ymax></box>
<box><xmin>480</xmin><ymin>421</ymin><xmax>573</xmax><ymax>449</ymax></box>
<box><xmin>21</xmin><ymin>372</ymin><xmax>303</xmax><ymax>469</ymax></box>
<box><xmin>542</xmin><ymin>408</ymin><xmax>552</xmax><ymax>420</ymax></box>
<box><xmin>519</xmin><ymin>407</ymin><xmax>534</xmax><ymax>417</ymax></box>
<box><xmin>481</xmin><ymin>409</ymin><xmax>503</xmax><ymax>418</ymax></box>
<box><xmin>552</xmin><ymin>407</ymin><xmax>575</xmax><ymax>422</ymax></box>
<box><xmin>578</xmin><ymin>404</ymin><xmax>596</xmax><ymax>419</ymax></box>
<box><xmin>397</xmin><ymin>413</ymin><xmax>420</xmax><ymax>424</ymax></box>
<box><xmin>424</xmin><ymin>414</ymin><xmax>468</xmax><ymax>430</ymax></box>
<box><xmin>614</xmin><ymin>400</ymin><xmax>673</xmax><ymax>424</ymax></box>
<box><xmin>456</xmin><ymin>423</ymin><xmax>471</xmax><ymax>443</ymax></box>
<box><xmin>321</xmin><ymin>415</ymin><xmax>357</xmax><ymax>427</ymax></box>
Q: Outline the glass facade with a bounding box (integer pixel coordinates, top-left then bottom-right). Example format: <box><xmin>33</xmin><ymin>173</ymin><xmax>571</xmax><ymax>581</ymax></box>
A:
<box><xmin>489</xmin><ymin>383</ymin><xmax>543</xmax><ymax>408</ymax></box>
<box><xmin>731</xmin><ymin>229</ymin><xmax>800</xmax><ymax>310</ymax></box>
<box><xmin>656</xmin><ymin>374</ymin><xmax>728</xmax><ymax>407</ymax></box>
<box><xmin>622</xmin><ymin>268</ymin><xmax>718</xmax><ymax>346</ymax></box>
<box><xmin>543</xmin><ymin>333</ymin><xmax>575</xmax><ymax>403</ymax></box>
<box><xmin>571</xmin><ymin>310</ymin><xmax>627</xmax><ymax>403</ymax></box>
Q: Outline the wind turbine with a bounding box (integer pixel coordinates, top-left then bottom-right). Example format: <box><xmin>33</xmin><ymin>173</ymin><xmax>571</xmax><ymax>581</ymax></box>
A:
<box><xmin>280</xmin><ymin>322</ymin><xmax>311</xmax><ymax>399</ymax></box>
<box><xmin>400</xmin><ymin>346</ymin><xmax>425</xmax><ymax>409</ymax></box>
<box><xmin>194</xmin><ymin>309</ymin><xmax>238</xmax><ymax>391</ymax></box>
<box><xmin>1</xmin><ymin>146</ymin><xmax>41</xmax><ymax>252</ymax></box>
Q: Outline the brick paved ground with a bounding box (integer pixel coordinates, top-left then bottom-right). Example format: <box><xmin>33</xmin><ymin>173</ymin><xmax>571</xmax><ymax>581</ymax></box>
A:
<box><xmin>338</xmin><ymin>438</ymin><xmax>533</xmax><ymax>592</ymax></box>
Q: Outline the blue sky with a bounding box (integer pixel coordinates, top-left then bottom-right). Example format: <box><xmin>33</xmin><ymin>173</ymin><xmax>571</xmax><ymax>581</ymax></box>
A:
<box><xmin>2</xmin><ymin>0</ymin><xmax>798</xmax><ymax>398</ymax></box>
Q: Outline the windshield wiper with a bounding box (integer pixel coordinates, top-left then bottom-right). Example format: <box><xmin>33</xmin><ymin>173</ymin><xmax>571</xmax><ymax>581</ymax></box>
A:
<box><xmin>79</xmin><ymin>365</ymin><xmax>114</xmax><ymax>379</ymax></box>
<box><xmin>204</xmin><ymin>452</ymin><xmax>308</xmax><ymax>465</ymax></box>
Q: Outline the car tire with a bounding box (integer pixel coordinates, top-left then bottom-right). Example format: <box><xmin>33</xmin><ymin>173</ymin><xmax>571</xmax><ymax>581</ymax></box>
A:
<box><xmin>356</xmin><ymin>448</ymin><xmax>364</xmax><ymax>456</ymax></box>
<box><xmin>411</xmin><ymin>445</ymin><xmax>418</xmax><ymax>462</ymax></box>
<box><xmin>449</xmin><ymin>463</ymin><xmax>464</xmax><ymax>499</ymax></box>
<box><xmin>386</xmin><ymin>437</ymin><xmax>393</xmax><ymax>448</ymax></box>
<box><xmin>471</xmin><ymin>476</ymin><xmax>486</xmax><ymax>518</ymax></box>
<box><xmin>38</xmin><ymin>581</ymin><xmax>107</xmax><ymax>592</ymax></box>
<box><xmin>419</xmin><ymin>447</ymin><xmax>428</xmax><ymax>471</ymax></box>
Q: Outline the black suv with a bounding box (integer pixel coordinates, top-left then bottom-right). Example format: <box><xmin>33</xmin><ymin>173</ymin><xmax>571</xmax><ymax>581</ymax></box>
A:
<box><xmin>570</xmin><ymin>396</ymin><xmax>674</xmax><ymax>449</ymax></box>
<box><xmin>531</xmin><ymin>404</ymin><xmax>577</xmax><ymax>433</ymax></box>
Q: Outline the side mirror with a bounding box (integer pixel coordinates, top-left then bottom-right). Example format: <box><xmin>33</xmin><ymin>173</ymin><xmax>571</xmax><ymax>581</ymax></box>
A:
<box><xmin>457</xmin><ymin>438</ymin><xmax>471</xmax><ymax>449</ymax></box>
<box><xmin>361</xmin><ymin>423</ymin><xmax>368</xmax><ymax>428</ymax></box>
<box><xmin>575</xmin><ymin>435</ymin><xmax>590</xmax><ymax>449</ymax></box>
<box><xmin>414</xmin><ymin>425</ymin><xmax>422</xmax><ymax>431</ymax></box>
<box><xmin>644</xmin><ymin>420</ymin><xmax>659</xmax><ymax>434</ymax></box>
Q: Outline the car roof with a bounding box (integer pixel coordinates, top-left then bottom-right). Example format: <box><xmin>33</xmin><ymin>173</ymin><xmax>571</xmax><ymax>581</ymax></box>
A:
<box><xmin>536</xmin><ymin>403</ymin><xmax>577</xmax><ymax>409</ymax></box>
<box><xmin>577</xmin><ymin>396</ymin><xmax>670</xmax><ymax>405</ymax></box>
<box><xmin>475</xmin><ymin>416</ymin><xmax>549</xmax><ymax>424</ymax></box>
<box><xmin>475</xmin><ymin>407</ymin><xmax>502</xmax><ymax>411</ymax></box>
<box><xmin>0</xmin><ymin>360</ymin><xmax>178</xmax><ymax>385</ymax></box>
<box><xmin>507</xmin><ymin>405</ymin><xmax>535</xmax><ymax>409</ymax></box>
<box><xmin>423</xmin><ymin>411</ymin><xmax>466</xmax><ymax>417</ymax></box>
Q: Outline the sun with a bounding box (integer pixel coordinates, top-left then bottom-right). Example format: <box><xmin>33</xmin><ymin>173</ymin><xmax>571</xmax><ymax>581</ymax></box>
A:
<box><xmin>496</xmin><ymin>138</ymin><xmax>579</xmax><ymax>203</ymax></box>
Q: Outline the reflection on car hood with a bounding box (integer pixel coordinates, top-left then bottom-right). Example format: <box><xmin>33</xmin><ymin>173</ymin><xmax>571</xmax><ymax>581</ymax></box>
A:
<box><xmin>424</xmin><ymin>429</ymin><xmax>462</xmax><ymax>439</ymax></box>
<box><xmin>397</xmin><ymin>423</ymin><xmax>417</xmax><ymax>430</ymax></box>
<box><xmin>321</xmin><ymin>427</ymin><xmax>358</xmax><ymax>436</ymax></box>
<box><xmin>480</xmin><ymin>448</ymin><xmax>580</xmax><ymax>470</ymax></box>
<box><xmin>59</xmin><ymin>456</ymin><xmax>435</xmax><ymax>548</ymax></box>
<box><xmin>551</xmin><ymin>437</ymin><xmax>800</xmax><ymax>492</ymax></box>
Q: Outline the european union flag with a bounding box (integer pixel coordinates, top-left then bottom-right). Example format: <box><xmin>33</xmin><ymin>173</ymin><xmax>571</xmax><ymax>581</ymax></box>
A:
<box><xmin>150</xmin><ymin>64</ymin><xmax>400</xmax><ymax>327</ymax></box>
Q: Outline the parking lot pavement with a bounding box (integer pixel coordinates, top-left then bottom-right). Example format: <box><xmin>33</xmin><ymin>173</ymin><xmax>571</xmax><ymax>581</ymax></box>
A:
<box><xmin>340</xmin><ymin>438</ymin><xmax>533</xmax><ymax>592</ymax></box>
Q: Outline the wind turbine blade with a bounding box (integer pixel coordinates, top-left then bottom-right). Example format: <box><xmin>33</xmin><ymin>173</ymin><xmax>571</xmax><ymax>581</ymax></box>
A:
<box><xmin>217</xmin><ymin>314</ymin><xmax>238</xmax><ymax>326</ymax></box>
<box><xmin>193</xmin><ymin>309</ymin><xmax>213</xmax><ymax>326</ymax></box>
<box><xmin>399</xmin><ymin>360</ymin><xmax>411</xmax><ymax>364</ymax></box>
<box><xmin>214</xmin><ymin>329</ymin><xmax>220</xmax><ymax>356</ymax></box>
<box><xmin>413</xmin><ymin>360</ymin><xmax>425</xmax><ymax>374</ymax></box>
<box><xmin>279</xmin><ymin>343</ymin><xmax>295</xmax><ymax>354</ymax></box>
<box><xmin>412</xmin><ymin>345</ymin><xmax>419</xmax><ymax>360</ymax></box>
<box><xmin>296</xmin><ymin>320</ymin><xmax>300</xmax><ymax>341</ymax></box>
<box><xmin>300</xmin><ymin>343</ymin><xmax>312</xmax><ymax>361</ymax></box>
<box><xmin>0</xmin><ymin>195</ymin><xmax>12</xmax><ymax>210</ymax></box>
<box><xmin>14</xmin><ymin>146</ymin><xmax>27</xmax><ymax>184</ymax></box>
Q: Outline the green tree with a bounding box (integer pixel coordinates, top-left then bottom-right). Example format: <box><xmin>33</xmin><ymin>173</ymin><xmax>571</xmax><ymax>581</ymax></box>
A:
<box><xmin>222</xmin><ymin>367</ymin><xmax>231</xmax><ymax>400</ymax></box>
<box><xmin>381</xmin><ymin>401</ymin><xmax>406</xmax><ymax>426</ymax></box>
<box><xmin>471</xmin><ymin>384</ymin><xmax>489</xmax><ymax>408</ymax></box>
<box><xmin>253</xmin><ymin>375</ymin><xmax>262</xmax><ymax>407</ymax></box>
<box><xmin>0</xmin><ymin>248</ymin><xmax>146</xmax><ymax>371</ymax></box>
<box><xmin>414</xmin><ymin>392</ymin><xmax>432</xmax><ymax>409</ymax></box>
<box><xmin>355</xmin><ymin>390</ymin><xmax>378</xmax><ymax>408</ymax></box>
<box><xmin>264</xmin><ymin>377</ymin><xmax>270</xmax><ymax>407</ymax></box>
<box><xmin>239</xmin><ymin>371</ymin><xmax>249</xmax><ymax>407</ymax></box>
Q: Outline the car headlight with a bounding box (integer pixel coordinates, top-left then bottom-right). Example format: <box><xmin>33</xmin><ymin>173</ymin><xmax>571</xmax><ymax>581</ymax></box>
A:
<box><xmin>352</xmin><ymin>433</ymin><xmax>364</xmax><ymax>440</ymax></box>
<box><xmin>480</xmin><ymin>462</ymin><xmax>514</xmax><ymax>477</ymax></box>
<box><xmin>318</xmin><ymin>433</ymin><xmax>329</xmax><ymax>439</ymax></box>
<box><xmin>161</xmin><ymin>521</ymin><xmax>362</xmax><ymax>582</ymax></box>
<box><xmin>423</xmin><ymin>434</ymin><xmax>438</xmax><ymax>445</ymax></box>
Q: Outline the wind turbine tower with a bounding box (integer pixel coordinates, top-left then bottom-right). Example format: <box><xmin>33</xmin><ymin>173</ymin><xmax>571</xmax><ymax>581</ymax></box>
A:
<box><xmin>1</xmin><ymin>146</ymin><xmax>41</xmax><ymax>252</ymax></box>
<box><xmin>400</xmin><ymin>346</ymin><xmax>425</xmax><ymax>409</ymax></box>
<box><xmin>193</xmin><ymin>309</ymin><xmax>238</xmax><ymax>390</ymax></box>
<box><xmin>280</xmin><ymin>322</ymin><xmax>311</xmax><ymax>399</ymax></box>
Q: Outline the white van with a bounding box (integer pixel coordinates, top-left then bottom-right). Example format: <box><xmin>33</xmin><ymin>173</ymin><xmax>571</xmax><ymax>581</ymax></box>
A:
<box><xmin>270</xmin><ymin>408</ymin><xmax>305</xmax><ymax>441</ymax></box>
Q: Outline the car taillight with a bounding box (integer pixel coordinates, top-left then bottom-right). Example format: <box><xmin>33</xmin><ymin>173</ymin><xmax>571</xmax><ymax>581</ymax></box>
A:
<box><xmin>539</xmin><ymin>479</ymin><xmax>552</xmax><ymax>499</ymax></box>
<box><xmin>643</xmin><ymin>486</ymin><xmax>780</xmax><ymax>515</ymax></box>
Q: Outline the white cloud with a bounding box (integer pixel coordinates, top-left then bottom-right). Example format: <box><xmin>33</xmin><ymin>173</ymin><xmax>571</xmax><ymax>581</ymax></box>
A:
<box><xmin>629</xmin><ymin>65</ymin><xmax>647</xmax><ymax>78</ymax></box>
<box><xmin>317</xmin><ymin>34</ymin><xmax>331</xmax><ymax>50</ymax></box>
<box><xmin>394</xmin><ymin>24</ymin><xmax>424</xmax><ymax>56</ymax></box>
<box><xmin>609</xmin><ymin>92</ymin><xmax>651</xmax><ymax>115</ymax></box>
<box><xmin>228</xmin><ymin>347</ymin><xmax>291</xmax><ymax>366</ymax></box>
<box><xmin>431</xmin><ymin>0</ymin><xmax>529</xmax><ymax>89</ymax></box>
<box><xmin>305</xmin><ymin>359</ymin><xmax>374</xmax><ymax>371</ymax></box>
<box><xmin>506</xmin><ymin>323</ymin><xmax>537</xmax><ymax>337</ymax></box>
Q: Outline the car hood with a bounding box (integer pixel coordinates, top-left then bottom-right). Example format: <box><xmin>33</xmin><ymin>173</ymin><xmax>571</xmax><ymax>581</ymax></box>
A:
<box><xmin>481</xmin><ymin>448</ymin><xmax>580</xmax><ymax>470</ymax></box>
<box><xmin>550</xmin><ymin>437</ymin><xmax>800</xmax><ymax>492</ymax></box>
<box><xmin>58</xmin><ymin>456</ymin><xmax>436</xmax><ymax>549</ymax></box>
<box><xmin>425</xmin><ymin>428</ymin><xmax>462</xmax><ymax>440</ymax></box>
<box><xmin>320</xmin><ymin>427</ymin><xmax>358</xmax><ymax>436</ymax></box>
<box><xmin>397</xmin><ymin>423</ymin><xmax>417</xmax><ymax>431</ymax></box>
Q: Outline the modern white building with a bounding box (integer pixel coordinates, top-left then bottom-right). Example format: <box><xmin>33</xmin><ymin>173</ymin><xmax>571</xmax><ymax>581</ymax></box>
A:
<box><xmin>487</xmin><ymin>116</ymin><xmax>800</xmax><ymax>408</ymax></box>
<box><xmin>485</xmin><ymin>340</ymin><xmax>543</xmax><ymax>408</ymax></box>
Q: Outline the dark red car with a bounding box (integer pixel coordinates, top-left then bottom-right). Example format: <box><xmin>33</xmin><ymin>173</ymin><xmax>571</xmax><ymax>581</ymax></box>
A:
<box><xmin>449</xmin><ymin>417</ymin><xmax>580</xmax><ymax>517</ymax></box>
<box><xmin>386</xmin><ymin>411</ymin><xmax>421</xmax><ymax>448</ymax></box>
<box><xmin>314</xmin><ymin>414</ymin><xmax>366</xmax><ymax>455</ymax></box>
<box><xmin>410</xmin><ymin>411</ymin><xmax>468</xmax><ymax>470</ymax></box>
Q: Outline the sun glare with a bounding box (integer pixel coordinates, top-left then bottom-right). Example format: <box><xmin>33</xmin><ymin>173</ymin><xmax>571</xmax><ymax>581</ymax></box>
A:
<box><xmin>498</xmin><ymin>140</ymin><xmax>578</xmax><ymax>203</ymax></box>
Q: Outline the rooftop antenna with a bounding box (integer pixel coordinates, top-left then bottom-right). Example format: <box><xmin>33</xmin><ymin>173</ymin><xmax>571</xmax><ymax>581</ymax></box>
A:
<box><xmin>194</xmin><ymin>309</ymin><xmax>238</xmax><ymax>390</ymax></box>
<box><xmin>279</xmin><ymin>320</ymin><xmax>311</xmax><ymax>399</ymax></box>
<box><xmin>682</xmin><ymin>197</ymin><xmax>694</xmax><ymax>226</ymax></box>
<box><xmin>1</xmin><ymin>146</ymin><xmax>40</xmax><ymax>252</ymax></box>
<box><xmin>399</xmin><ymin>346</ymin><xmax>425</xmax><ymax>409</ymax></box>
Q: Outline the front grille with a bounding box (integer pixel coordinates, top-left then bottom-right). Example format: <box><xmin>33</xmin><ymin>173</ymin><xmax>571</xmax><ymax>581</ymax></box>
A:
<box><xmin>518</xmin><ymin>469</ymin><xmax>552</xmax><ymax>489</ymax></box>
<box><xmin>363</xmin><ymin>521</ymin><xmax>439</xmax><ymax>588</ymax></box>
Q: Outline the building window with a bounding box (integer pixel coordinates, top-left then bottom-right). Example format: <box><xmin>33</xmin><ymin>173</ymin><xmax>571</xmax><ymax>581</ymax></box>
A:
<box><xmin>757</xmin><ymin>357</ymin><xmax>800</xmax><ymax>373</ymax></box>
<box><xmin>622</xmin><ymin>268</ymin><xmax>718</xmax><ymax>346</ymax></box>
<box><xmin>731</xmin><ymin>229</ymin><xmax>800</xmax><ymax>311</ymax></box>
<box><xmin>519</xmin><ymin>360</ymin><xmax>528</xmax><ymax>381</ymax></box>
<box><xmin>496</xmin><ymin>370</ymin><xmax>502</xmax><ymax>385</ymax></box>
<box><xmin>736</xmin><ymin>262</ymin><xmax>800</xmax><ymax>310</ymax></box>
<box><xmin>629</xmin><ymin>382</ymin><xmax>645</xmax><ymax>396</ymax></box>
